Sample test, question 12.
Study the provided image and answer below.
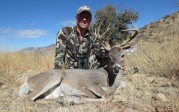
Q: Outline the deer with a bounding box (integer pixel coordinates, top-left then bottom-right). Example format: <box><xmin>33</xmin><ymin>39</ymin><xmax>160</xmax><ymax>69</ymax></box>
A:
<box><xmin>19</xmin><ymin>21</ymin><xmax>138</xmax><ymax>104</ymax></box>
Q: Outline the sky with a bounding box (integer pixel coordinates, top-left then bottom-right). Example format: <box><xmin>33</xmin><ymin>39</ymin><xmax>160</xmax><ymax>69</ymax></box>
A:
<box><xmin>0</xmin><ymin>0</ymin><xmax>178</xmax><ymax>51</ymax></box>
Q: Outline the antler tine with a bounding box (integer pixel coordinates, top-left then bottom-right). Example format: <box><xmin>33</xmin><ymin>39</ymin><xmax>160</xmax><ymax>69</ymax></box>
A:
<box><xmin>101</xmin><ymin>23</ymin><xmax>111</xmax><ymax>40</ymax></box>
<box><xmin>91</xmin><ymin>23</ymin><xmax>94</xmax><ymax>33</ymax></box>
<box><xmin>120</xmin><ymin>19</ymin><xmax>138</xmax><ymax>47</ymax></box>
<box><xmin>99</xmin><ymin>22</ymin><xmax>111</xmax><ymax>50</ymax></box>
<box><xmin>97</xmin><ymin>21</ymin><xmax>103</xmax><ymax>38</ymax></box>
<box><xmin>91</xmin><ymin>23</ymin><xmax>99</xmax><ymax>40</ymax></box>
<box><xmin>96</xmin><ymin>21</ymin><xmax>111</xmax><ymax>40</ymax></box>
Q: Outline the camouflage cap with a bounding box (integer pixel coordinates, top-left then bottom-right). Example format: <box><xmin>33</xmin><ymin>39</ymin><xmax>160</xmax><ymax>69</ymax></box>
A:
<box><xmin>77</xmin><ymin>6</ymin><xmax>92</xmax><ymax>15</ymax></box>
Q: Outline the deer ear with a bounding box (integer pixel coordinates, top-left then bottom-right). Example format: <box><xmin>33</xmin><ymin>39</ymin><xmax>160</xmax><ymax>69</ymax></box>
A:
<box><xmin>123</xmin><ymin>45</ymin><xmax>137</xmax><ymax>55</ymax></box>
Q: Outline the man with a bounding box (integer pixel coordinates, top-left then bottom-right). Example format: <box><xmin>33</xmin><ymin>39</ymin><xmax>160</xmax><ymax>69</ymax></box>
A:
<box><xmin>54</xmin><ymin>6</ymin><xmax>126</xmax><ymax>69</ymax></box>
<box><xmin>54</xmin><ymin>6</ymin><xmax>101</xmax><ymax>69</ymax></box>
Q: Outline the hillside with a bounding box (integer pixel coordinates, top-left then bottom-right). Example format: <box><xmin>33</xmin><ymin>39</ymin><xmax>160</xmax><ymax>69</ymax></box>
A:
<box><xmin>137</xmin><ymin>11</ymin><xmax>179</xmax><ymax>42</ymax></box>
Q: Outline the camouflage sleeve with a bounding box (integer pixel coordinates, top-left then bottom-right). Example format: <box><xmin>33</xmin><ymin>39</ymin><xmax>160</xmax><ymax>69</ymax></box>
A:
<box><xmin>54</xmin><ymin>28</ymin><xmax>68</xmax><ymax>69</ymax></box>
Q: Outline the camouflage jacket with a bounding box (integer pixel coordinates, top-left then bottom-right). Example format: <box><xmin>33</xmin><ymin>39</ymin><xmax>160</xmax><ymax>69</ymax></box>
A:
<box><xmin>54</xmin><ymin>26</ymin><xmax>101</xmax><ymax>69</ymax></box>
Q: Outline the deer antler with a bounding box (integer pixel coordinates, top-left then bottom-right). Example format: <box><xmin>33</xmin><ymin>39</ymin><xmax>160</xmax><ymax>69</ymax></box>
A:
<box><xmin>120</xmin><ymin>19</ymin><xmax>139</xmax><ymax>47</ymax></box>
<box><xmin>91</xmin><ymin>22</ymin><xmax>111</xmax><ymax>50</ymax></box>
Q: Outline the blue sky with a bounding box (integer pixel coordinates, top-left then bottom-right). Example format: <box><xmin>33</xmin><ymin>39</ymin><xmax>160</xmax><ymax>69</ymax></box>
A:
<box><xmin>0</xmin><ymin>0</ymin><xmax>178</xmax><ymax>51</ymax></box>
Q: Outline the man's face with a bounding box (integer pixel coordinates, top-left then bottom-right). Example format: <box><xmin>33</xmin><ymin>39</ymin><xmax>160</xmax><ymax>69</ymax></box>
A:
<box><xmin>76</xmin><ymin>11</ymin><xmax>92</xmax><ymax>29</ymax></box>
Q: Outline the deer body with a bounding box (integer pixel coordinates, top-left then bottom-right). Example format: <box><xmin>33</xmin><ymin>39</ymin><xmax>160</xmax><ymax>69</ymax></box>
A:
<box><xmin>20</xmin><ymin>68</ymin><xmax>109</xmax><ymax>100</ymax></box>
<box><xmin>19</xmin><ymin>46</ymin><xmax>136</xmax><ymax>103</ymax></box>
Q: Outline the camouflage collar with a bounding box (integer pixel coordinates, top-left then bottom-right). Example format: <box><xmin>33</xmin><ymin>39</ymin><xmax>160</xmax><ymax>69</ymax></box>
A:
<box><xmin>74</xmin><ymin>26</ymin><xmax>90</xmax><ymax>37</ymax></box>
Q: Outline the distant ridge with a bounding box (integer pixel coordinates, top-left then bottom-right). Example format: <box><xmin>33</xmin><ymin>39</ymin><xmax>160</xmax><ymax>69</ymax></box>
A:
<box><xmin>19</xmin><ymin>44</ymin><xmax>55</xmax><ymax>54</ymax></box>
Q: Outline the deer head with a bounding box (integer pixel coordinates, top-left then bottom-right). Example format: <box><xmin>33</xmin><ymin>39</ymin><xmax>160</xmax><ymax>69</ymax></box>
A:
<box><xmin>91</xmin><ymin>20</ymin><xmax>138</xmax><ymax>76</ymax></box>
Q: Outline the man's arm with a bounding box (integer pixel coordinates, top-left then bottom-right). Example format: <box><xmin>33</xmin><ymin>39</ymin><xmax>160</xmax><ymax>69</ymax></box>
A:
<box><xmin>54</xmin><ymin>28</ymin><xmax>68</xmax><ymax>69</ymax></box>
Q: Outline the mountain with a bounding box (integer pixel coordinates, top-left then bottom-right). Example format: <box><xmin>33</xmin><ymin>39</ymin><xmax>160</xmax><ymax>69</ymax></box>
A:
<box><xmin>19</xmin><ymin>11</ymin><xmax>179</xmax><ymax>52</ymax></box>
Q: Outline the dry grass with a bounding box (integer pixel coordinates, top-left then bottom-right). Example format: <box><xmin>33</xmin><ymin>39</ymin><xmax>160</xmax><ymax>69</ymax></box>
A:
<box><xmin>128</xmin><ymin>32</ymin><xmax>179</xmax><ymax>78</ymax></box>
<box><xmin>0</xmin><ymin>51</ymin><xmax>54</xmax><ymax>74</ymax></box>
<box><xmin>0</xmin><ymin>21</ymin><xmax>179</xmax><ymax>111</ymax></box>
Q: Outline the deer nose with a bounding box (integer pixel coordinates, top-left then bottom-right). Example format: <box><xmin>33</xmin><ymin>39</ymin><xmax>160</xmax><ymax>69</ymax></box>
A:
<box><xmin>113</xmin><ymin>66</ymin><xmax>121</xmax><ymax>74</ymax></box>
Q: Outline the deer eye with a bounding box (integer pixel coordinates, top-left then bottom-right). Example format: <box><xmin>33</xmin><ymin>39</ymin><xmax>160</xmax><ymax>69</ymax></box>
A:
<box><xmin>121</xmin><ymin>54</ymin><xmax>124</xmax><ymax>58</ymax></box>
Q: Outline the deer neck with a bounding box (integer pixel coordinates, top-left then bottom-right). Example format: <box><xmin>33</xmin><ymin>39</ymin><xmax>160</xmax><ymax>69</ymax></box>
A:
<box><xmin>106</xmin><ymin>69</ymin><xmax>124</xmax><ymax>96</ymax></box>
<box><xmin>104</xmin><ymin>65</ymin><xmax>117</xmax><ymax>86</ymax></box>
<box><xmin>112</xmin><ymin>70</ymin><xmax>123</xmax><ymax>88</ymax></box>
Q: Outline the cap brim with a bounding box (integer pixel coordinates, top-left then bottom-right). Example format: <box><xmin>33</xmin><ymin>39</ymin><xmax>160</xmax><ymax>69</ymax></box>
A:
<box><xmin>77</xmin><ymin>10</ymin><xmax>92</xmax><ymax>15</ymax></box>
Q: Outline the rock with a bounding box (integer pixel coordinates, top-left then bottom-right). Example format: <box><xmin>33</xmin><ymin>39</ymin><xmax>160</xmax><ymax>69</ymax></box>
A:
<box><xmin>147</xmin><ymin>77</ymin><xmax>155</xmax><ymax>84</ymax></box>
<box><xmin>111</xmin><ymin>107</ymin><xmax>121</xmax><ymax>112</ymax></box>
<box><xmin>0</xmin><ymin>82</ymin><xmax>5</xmax><ymax>88</ymax></box>
<box><xmin>123</xmin><ymin>108</ymin><xmax>139</xmax><ymax>112</ymax></box>
<box><xmin>35</xmin><ymin>103</ymin><xmax>48</xmax><ymax>112</ymax></box>
<box><xmin>118</xmin><ymin>81</ymin><xmax>126</xmax><ymax>89</ymax></box>
<box><xmin>152</xmin><ymin>77</ymin><xmax>171</xmax><ymax>87</ymax></box>
<box><xmin>157</xmin><ymin>93</ymin><xmax>169</xmax><ymax>102</ymax></box>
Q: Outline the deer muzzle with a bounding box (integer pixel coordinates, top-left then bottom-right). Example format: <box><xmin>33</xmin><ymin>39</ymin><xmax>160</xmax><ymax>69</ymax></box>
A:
<box><xmin>113</xmin><ymin>66</ymin><xmax>121</xmax><ymax>74</ymax></box>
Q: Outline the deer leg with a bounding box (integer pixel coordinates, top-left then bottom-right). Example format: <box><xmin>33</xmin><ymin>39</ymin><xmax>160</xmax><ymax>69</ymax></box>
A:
<box><xmin>80</xmin><ymin>87</ymin><xmax>97</xmax><ymax>98</ymax></box>
<box><xmin>84</xmin><ymin>84</ymin><xmax>107</xmax><ymax>99</ymax></box>
<box><xmin>32</xmin><ymin>79</ymin><xmax>62</xmax><ymax>101</ymax></box>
